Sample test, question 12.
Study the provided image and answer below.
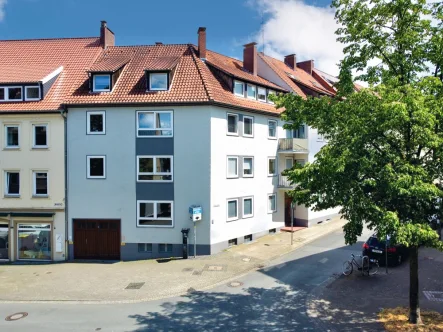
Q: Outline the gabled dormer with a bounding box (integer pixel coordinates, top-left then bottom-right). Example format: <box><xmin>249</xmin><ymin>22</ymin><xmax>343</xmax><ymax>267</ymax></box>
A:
<box><xmin>144</xmin><ymin>56</ymin><xmax>179</xmax><ymax>92</ymax></box>
<box><xmin>0</xmin><ymin>66</ymin><xmax>63</xmax><ymax>103</ymax></box>
<box><xmin>88</xmin><ymin>56</ymin><xmax>129</xmax><ymax>93</ymax></box>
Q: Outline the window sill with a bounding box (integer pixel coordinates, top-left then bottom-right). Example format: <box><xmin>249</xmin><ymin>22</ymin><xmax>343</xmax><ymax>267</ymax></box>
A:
<box><xmin>4</xmin><ymin>194</ymin><xmax>20</xmax><ymax>198</ymax></box>
<box><xmin>87</xmin><ymin>132</ymin><xmax>106</xmax><ymax>135</ymax></box>
<box><xmin>243</xmin><ymin>214</ymin><xmax>254</xmax><ymax>219</ymax></box>
<box><xmin>32</xmin><ymin>195</ymin><xmax>49</xmax><ymax>199</ymax></box>
<box><xmin>136</xmin><ymin>224</ymin><xmax>174</xmax><ymax>228</ymax></box>
<box><xmin>227</xmin><ymin>176</ymin><xmax>239</xmax><ymax>179</ymax></box>
<box><xmin>137</xmin><ymin>180</ymin><xmax>173</xmax><ymax>183</ymax></box>
<box><xmin>32</xmin><ymin>146</ymin><xmax>49</xmax><ymax>150</ymax></box>
<box><xmin>268</xmin><ymin>210</ymin><xmax>277</xmax><ymax>214</ymax></box>
<box><xmin>226</xmin><ymin>132</ymin><xmax>239</xmax><ymax>136</ymax></box>
<box><xmin>268</xmin><ymin>174</ymin><xmax>277</xmax><ymax>177</ymax></box>
<box><xmin>243</xmin><ymin>134</ymin><xmax>254</xmax><ymax>138</ymax></box>
<box><xmin>243</xmin><ymin>174</ymin><xmax>254</xmax><ymax>178</ymax></box>
<box><xmin>227</xmin><ymin>218</ymin><xmax>239</xmax><ymax>222</ymax></box>
<box><xmin>87</xmin><ymin>176</ymin><xmax>106</xmax><ymax>179</ymax></box>
<box><xmin>267</xmin><ymin>137</ymin><xmax>278</xmax><ymax>140</ymax></box>
<box><xmin>4</xmin><ymin>147</ymin><xmax>20</xmax><ymax>150</ymax></box>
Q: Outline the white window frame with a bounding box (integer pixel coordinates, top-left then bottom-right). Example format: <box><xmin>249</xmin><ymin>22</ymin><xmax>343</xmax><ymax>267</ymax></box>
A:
<box><xmin>87</xmin><ymin>155</ymin><xmax>106</xmax><ymax>179</ymax></box>
<box><xmin>33</xmin><ymin>171</ymin><xmax>49</xmax><ymax>197</ymax></box>
<box><xmin>87</xmin><ymin>111</ymin><xmax>106</xmax><ymax>135</ymax></box>
<box><xmin>268</xmin><ymin>157</ymin><xmax>277</xmax><ymax>176</ymax></box>
<box><xmin>226</xmin><ymin>113</ymin><xmax>239</xmax><ymax>136</ymax></box>
<box><xmin>227</xmin><ymin>156</ymin><xmax>239</xmax><ymax>178</ymax></box>
<box><xmin>4</xmin><ymin>125</ymin><xmax>20</xmax><ymax>148</ymax></box>
<box><xmin>242</xmin><ymin>196</ymin><xmax>254</xmax><ymax>218</ymax></box>
<box><xmin>234</xmin><ymin>80</ymin><xmax>245</xmax><ymax>97</ymax></box>
<box><xmin>317</xmin><ymin>133</ymin><xmax>324</xmax><ymax>142</ymax></box>
<box><xmin>268</xmin><ymin>193</ymin><xmax>277</xmax><ymax>213</ymax></box>
<box><xmin>92</xmin><ymin>74</ymin><xmax>111</xmax><ymax>92</ymax></box>
<box><xmin>136</xmin><ymin>110</ymin><xmax>174</xmax><ymax>138</ymax></box>
<box><xmin>242</xmin><ymin>157</ymin><xmax>254</xmax><ymax>178</ymax></box>
<box><xmin>25</xmin><ymin>86</ymin><xmax>41</xmax><ymax>101</ymax></box>
<box><xmin>32</xmin><ymin>124</ymin><xmax>48</xmax><ymax>148</ymax></box>
<box><xmin>267</xmin><ymin>90</ymin><xmax>276</xmax><ymax>104</ymax></box>
<box><xmin>268</xmin><ymin>120</ymin><xmax>278</xmax><ymax>139</ymax></box>
<box><xmin>247</xmin><ymin>84</ymin><xmax>257</xmax><ymax>100</ymax></box>
<box><xmin>5</xmin><ymin>171</ymin><xmax>20</xmax><ymax>196</ymax></box>
<box><xmin>137</xmin><ymin>155</ymin><xmax>173</xmax><ymax>182</ymax></box>
<box><xmin>1</xmin><ymin>86</ymin><xmax>23</xmax><ymax>102</ymax></box>
<box><xmin>149</xmin><ymin>72</ymin><xmax>168</xmax><ymax>91</ymax></box>
<box><xmin>137</xmin><ymin>200</ymin><xmax>174</xmax><ymax>228</ymax></box>
<box><xmin>227</xmin><ymin>198</ymin><xmax>239</xmax><ymax>221</ymax></box>
<box><xmin>257</xmin><ymin>87</ymin><xmax>267</xmax><ymax>102</ymax></box>
<box><xmin>242</xmin><ymin>116</ymin><xmax>254</xmax><ymax>137</ymax></box>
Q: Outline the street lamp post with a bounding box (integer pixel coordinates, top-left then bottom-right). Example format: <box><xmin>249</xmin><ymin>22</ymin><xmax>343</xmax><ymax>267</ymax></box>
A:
<box><xmin>291</xmin><ymin>202</ymin><xmax>294</xmax><ymax>245</ymax></box>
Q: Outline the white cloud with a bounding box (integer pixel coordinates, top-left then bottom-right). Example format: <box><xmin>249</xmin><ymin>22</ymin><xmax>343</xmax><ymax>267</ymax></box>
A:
<box><xmin>0</xmin><ymin>0</ymin><xmax>7</xmax><ymax>21</ymax></box>
<box><xmin>250</xmin><ymin>0</ymin><xmax>343</xmax><ymax>76</ymax></box>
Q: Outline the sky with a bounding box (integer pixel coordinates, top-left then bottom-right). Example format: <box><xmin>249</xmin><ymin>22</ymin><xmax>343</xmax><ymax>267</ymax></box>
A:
<box><xmin>0</xmin><ymin>0</ymin><xmax>343</xmax><ymax>75</ymax></box>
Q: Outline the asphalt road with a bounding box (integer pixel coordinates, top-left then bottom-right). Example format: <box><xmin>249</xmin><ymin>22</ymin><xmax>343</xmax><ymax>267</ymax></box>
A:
<box><xmin>0</xmin><ymin>226</ymin><xmax>373</xmax><ymax>332</ymax></box>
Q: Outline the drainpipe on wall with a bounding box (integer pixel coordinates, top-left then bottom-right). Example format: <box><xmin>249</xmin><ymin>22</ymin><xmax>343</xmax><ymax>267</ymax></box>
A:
<box><xmin>60</xmin><ymin>106</ymin><xmax>68</xmax><ymax>261</ymax></box>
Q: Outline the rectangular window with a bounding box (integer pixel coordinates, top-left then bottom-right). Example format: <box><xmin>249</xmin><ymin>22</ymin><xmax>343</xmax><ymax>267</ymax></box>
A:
<box><xmin>268</xmin><ymin>157</ymin><xmax>276</xmax><ymax>176</ymax></box>
<box><xmin>8</xmin><ymin>87</ymin><xmax>22</xmax><ymax>101</ymax></box>
<box><xmin>0</xmin><ymin>87</ymin><xmax>4</xmax><ymax>101</ymax></box>
<box><xmin>268</xmin><ymin>120</ymin><xmax>277</xmax><ymax>139</ymax></box>
<box><xmin>87</xmin><ymin>111</ymin><xmax>106</xmax><ymax>134</ymax></box>
<box><xmin>159</xmin><ymin>244</ymin><xmax>173</xmax><ymax>253</ymax></box>
<box><xmin>267</xmin><ymin>90</ymin><xmax>275</xmax><ymax>104</ymax></box>
<box><xmin>149</xmin><ymin>73</ymin><xmax>168</xmax><ymax>91</ymax></box>
<box><xmin>227</xmin><ymin>113</ymin><xmax>238</xmax><ymax>135</ymax></box>
<box><xmin>5</xmin><ymin>171</ymin><xmax>20</xmax><ymax>196</ymax></box>
<box><xmin>243</xmin><ymin>197</ymin><xmax>254</xmax><ymax>218</ymax></box>
<box><xmin>293</xmin><ymin>125</ymin><xmax>306</xmax><ymax>139</ymax></box>
<box><xmin>228</xmin><ymin>238</ymin><xmax>237</xmax><ymax>247</ymax></box>
<box><xmin>227</xmin><ymin>156</ymin><xmax>238</xmax><ymax>178</ymax></box>
<box><xmin>244</xmin><ymin>234</ymin><xmax>253</xmax><ymax>243</ymax></box>
<box><xmin>137</xmin><ymin>200</ymin><xmax>173</xmax><ymax>227</ymax></box>
<box><xmin>17</xmin><ymin>224</ymin><xmax>51</xmax><ymax>260</ymax></box>
<box><xmin>138</xmin><ymin>243</ymin><xmax>153</xmax><ymax>252</ymax></box>
<box><xmin>33</xmin><ymin>124</ymin><xmax>48</xmax><ymax>148</ymax></box>
<box><xmin>5</xmin><ymin>125</ymin><xmax>19</xmax><ymax>148</ymax></box>
<box><xmin>234</xmin><ymin>80</ymin><xmax>244</xmax><ymax>97</ymax></box>
<box><xmin>93</xmin><ymin>75</ymin><xmax>111</xmax><ymax>92</ymax></box>
<box><xmin>87</xmin><ymin>156</ymin><xmax>106</xmax><ymax>179</ymax></box>
<box><xmin>243</xmin><ymin>116</ymin><xmax>254</xmax><ymax>137</ymax></box>
<box><xmin>137</xmin><ymin>156</ymin><xmax>173</xmax><ymax>182</ymax></box>
<box><xmin>257</xmin><ymin>87</ymin><xmax>267</xmax><ymax>102</ymax></box>
<box><xmin>227</xmin><ymin>199</ymin><xmax>238</xmax><ymax>221</ymax></box>
<box><xmin>268</xmin><ymin>193</ymin><xmax>277</xmax><ymax>213</ymax></box>
<box><xmin>243</xmin><ymin>157</ymin><xmax>254</xmax><ymax>177</ymax></box>
<box><xmin>33</xmin><ymin>172</ymin><xmax>48</xmax><ymax>196</ymax></box>
<box><xmin>25</xmin><ymin>86</ymin><xmax>40</xmax><ymax>101</ymax></box>
<box><xmin>247</xmin><ymin>84</ymin><xmax>257</xmax><ymax>99</ymax></box>
<box><xmin>137</xmin><ymin>111</ymin><xmax>173</xmax><ymax>137</ymax></box>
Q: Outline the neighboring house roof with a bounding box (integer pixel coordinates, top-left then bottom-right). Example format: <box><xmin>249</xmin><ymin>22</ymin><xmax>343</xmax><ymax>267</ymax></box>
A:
<box><xmin>313</xmin><ymin>68</ymin><xmax>366</xmax><ymax>92</ymax></box>
<box><xmin>259</xmin><ymin>53</ymin><xmax>334</xmax><ymax>97</ymax></box>
<box><xmin>65</xmin><ymin>44</ymin><xmax>284</xmax><ymax>115</ymax></box>
<box><xmin>0</xmin><ymin>37</ymin><xmax>103</xmax><ymax>112</ymax></box>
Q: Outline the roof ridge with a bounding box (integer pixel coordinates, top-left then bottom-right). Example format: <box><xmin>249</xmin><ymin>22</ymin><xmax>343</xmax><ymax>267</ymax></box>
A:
<box><xmin>107</xmin><ymin>43</ymin><xmax>190</xmax><ymax>49</ymax></box>
<box><xmin>0</xmin><ymin>36</ymin><xmax>99</xmax><ymax>42</ymax></box>
<box><xmin>188</xmin><ymin>45</ymin><xmax>213</xmax><ymax>102</ymax></box>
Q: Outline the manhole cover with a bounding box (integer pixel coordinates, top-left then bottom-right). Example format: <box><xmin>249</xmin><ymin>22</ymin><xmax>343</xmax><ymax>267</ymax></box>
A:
<box><xmin>242</xmin><ymin>258</ymin><xmax>251</xmax><ymax>262</ymax></box>
<box><xmin>5</xmin><ymin>312</ymin><xmax>28</xmax><ymax>321</ymax></box>
<box><xmin>125</xmin><ymin>282</ymin><xmax>145</xmax><ymax>290</ymax></box>
<box><xmin>204</xmin><ymin>264</ymin><xmax>227</xmax><ymax>272</ymax></box>
<box><xmin>182</xmin><ymin>267</ymin><xmax>194</xmax><ymax>272</ymax></box>
<box><xmin>423</xmin><ymin>291</ymin><xmax>443</xmax><ymax>302</ymax></box>
<box><xmin>228</xmin><ymin>281</ymin><xmax>244</xmax><ymax>288</ymax></box>
<box><xmin>192</xmin><ymin>270</ymin><xmax>202</xmax><ymax>276</ymax></box>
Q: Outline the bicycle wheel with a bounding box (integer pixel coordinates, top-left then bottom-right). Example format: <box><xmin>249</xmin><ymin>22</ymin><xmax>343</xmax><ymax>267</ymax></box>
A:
<box><xmin>369</xmin><ymin>261</ymin><xmax>379</xmax><ymax>275</ymax></box>
<box><xmin>343</xmin><ymin>261</ymin><xmax>353</xmax><ymax>275</ymax></box>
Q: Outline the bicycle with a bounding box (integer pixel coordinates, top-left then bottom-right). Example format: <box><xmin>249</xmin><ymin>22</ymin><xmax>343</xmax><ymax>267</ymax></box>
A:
<box><xmin>343</xmin><ymin>254</ymin><xmax>379</xmax><ymax>276</ymax></box>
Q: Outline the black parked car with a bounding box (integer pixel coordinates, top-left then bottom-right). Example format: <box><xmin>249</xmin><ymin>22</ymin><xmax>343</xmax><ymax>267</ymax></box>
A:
<box><xmin>362</xmin><ymin>234</ymin><xmax>408</xmax><ymax>266</ymax></box>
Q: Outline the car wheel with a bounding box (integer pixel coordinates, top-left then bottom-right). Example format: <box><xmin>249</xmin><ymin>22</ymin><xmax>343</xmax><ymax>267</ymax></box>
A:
<box><xmin>397</xmin><ymin>255</ymin><xmax>402</xmax><ymax>266</ymax></box>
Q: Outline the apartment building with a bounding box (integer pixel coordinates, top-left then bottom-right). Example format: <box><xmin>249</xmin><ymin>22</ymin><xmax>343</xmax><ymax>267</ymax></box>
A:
<box><xmin>0</xmin><ymin>31</ymin><xmax>104</xmax><ymax>262</ymax></box>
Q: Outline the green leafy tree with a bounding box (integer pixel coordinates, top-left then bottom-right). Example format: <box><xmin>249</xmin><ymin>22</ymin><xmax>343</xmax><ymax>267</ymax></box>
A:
<box><xmin>275</xmin><ymin>0</ymin><xmax>443</xmax><ymax>325</ymax></box>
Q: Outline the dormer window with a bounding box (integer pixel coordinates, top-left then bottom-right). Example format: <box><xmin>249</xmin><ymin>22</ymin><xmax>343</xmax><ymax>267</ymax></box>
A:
<box><xmin>25</xmin><ymin>86</ymin><xmax>40</xmax><ymax>101</ymax></box>
<box><xmin>247</xmin><ymin>84</ymin><xmax>257</xmax><ymax>99</ymax></box>
<box><xmin>93</xmin><ymin>74</ymin><xmax>111</xmax><ymax>92</ymax></box>
<box><xmin>257</xmin><ymin>87</ymin><xmax>266</xmax><ymax>102</ymax></box>
<box><xmin>148</xmin><ymin>72</ymin><xmax>168</xmax><ymax>91</ymax></box>
<box><xmin>267</xmin><ymin>90</ymin><xmax>276</xmax><ymax>104</ymax></box>
<box><xmin>0</xmin><ymin>86</ymin><xmax>22</xmax><ymax>102</ymax></box>
<box><xmin>234</xmin><ymin>80</ymin><xmax>244</xmax><ymax>97</ymax></box>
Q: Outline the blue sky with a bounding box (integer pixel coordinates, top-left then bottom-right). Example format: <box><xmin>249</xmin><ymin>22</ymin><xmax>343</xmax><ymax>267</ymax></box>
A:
<box><xmin>0</xmin><ymin>0</ymin><xmax>341</xmax><ymax>74</ymax></box>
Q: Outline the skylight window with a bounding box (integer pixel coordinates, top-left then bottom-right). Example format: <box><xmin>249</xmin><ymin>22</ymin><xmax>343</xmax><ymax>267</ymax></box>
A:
<box><xmin>93</xmin><ymin>75</ymin><xmax>111</xmax><ymax>92</ymax></box>
<box><xmin>149</xmin><ymin>73</ymin><xmax>168</xmax><ymax>91</ymax></box>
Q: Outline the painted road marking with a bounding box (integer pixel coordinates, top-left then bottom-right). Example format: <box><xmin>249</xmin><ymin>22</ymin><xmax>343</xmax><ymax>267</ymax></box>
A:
<box><xmin>319</xmin><ymin>258</ymin><xmax>328</xmax><ymax>264</ymax></box>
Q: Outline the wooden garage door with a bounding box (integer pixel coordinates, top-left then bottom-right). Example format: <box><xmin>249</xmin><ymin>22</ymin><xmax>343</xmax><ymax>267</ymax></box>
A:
<box><xmin>74</xmin><ymin>220</ymin><xmax>120</xmax><ymax>260</ymax></box>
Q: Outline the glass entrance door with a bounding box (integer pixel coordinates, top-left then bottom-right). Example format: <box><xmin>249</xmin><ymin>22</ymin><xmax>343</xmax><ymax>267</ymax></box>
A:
<box><xmin>0</xmin><ymin>224</ymin><xmax>9</xmax><ymax>260</ymax></box>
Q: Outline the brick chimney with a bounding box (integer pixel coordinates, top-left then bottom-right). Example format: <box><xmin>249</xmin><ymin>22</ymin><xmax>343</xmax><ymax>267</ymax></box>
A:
<box><xmin>243</xmin><ymin>42</ymin><xmax>257</xmax><ymax>76</ymax></box>
<box><xmin>197</xmin><ymin>27</ymin><xmax>207</xmax><ymax>59</ymax></box>
<box><xmin>297</xmin><ymin>60</ymin><xmax>314</xmax><ymax>75</ymax></box>
<box><xmin>284</xmin><ymin>54</ymin><xmax>296</xmax><ymax>70</ymax></box>
<box><xmin>100</xmin><ymin>21</ymin><xmax>115</xmax><ymax>49</ymax></box>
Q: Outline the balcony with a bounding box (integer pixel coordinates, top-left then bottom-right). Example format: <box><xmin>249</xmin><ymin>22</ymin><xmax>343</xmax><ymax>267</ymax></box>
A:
<box><xmin>278</xmin><ymin>174</ymin><xmax>293</xmax><ymax>188</ymax></box>
<box><xmin>278</xmin><ymin>138</ymin><xmax>309</xmax><ymax>153</ymax></box>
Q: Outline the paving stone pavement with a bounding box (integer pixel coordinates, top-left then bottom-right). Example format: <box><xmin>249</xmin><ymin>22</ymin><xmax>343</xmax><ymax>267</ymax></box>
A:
<box><xmin>0</xmin><ymin>217</ymin><xmax>346</xmax><ymax>303</ymax></box>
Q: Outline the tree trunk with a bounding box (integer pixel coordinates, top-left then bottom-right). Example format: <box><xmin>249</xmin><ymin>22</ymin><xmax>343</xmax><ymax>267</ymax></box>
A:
<box><xmin>409</xmin><ymin>246</ymin><xmax>422</xmax><ymax>324</ymax></box>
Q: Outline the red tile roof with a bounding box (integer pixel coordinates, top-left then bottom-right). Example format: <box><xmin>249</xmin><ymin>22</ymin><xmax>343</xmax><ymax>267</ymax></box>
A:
<box><xmin>145</xmin><ymin>56</ymin><xmax>180</xmax><ymax>70</ymax></box>
<box><xmin>89</xmin><ymin>55</ymin><xmax>130</xmax><ymax>73</ymax></box>
<box><xmin>259</xmin><ymin>53</ymin><xmax>334</xmax><ymax>97</ymax></box>
<box><xmin>0</xmin><ymin>37</ymin><xmax>102</xmax><ymax>112</ymax></box>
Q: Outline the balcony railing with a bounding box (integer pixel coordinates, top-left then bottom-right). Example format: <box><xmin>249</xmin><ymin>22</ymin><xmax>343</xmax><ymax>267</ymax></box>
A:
<box><xmin>278</xmin><ymin>174</ymin><xmax>293</xmax><ymax>188</ymax></box>
<box><xmin>278</xmin><ymin>138</ymin><xmax>309</xmax><ymax>153</ymax></box>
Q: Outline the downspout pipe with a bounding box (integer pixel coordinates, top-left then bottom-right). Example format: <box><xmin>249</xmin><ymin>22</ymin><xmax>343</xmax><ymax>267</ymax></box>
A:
<box><xmin>60</xmin><ymin>106</ymin><xmax>68</xmax><ymax>261</ymax></box>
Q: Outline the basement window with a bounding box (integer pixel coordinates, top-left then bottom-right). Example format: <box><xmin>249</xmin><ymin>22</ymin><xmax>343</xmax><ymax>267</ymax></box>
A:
<box><xmin>228</xmin><ymin>238</ymin><xmax>238</xmax><ymax>247</ymax></box>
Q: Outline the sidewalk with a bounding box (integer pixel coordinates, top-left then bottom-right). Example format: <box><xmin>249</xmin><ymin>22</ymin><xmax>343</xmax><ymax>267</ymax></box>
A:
<box><xmin>0</xmin><ymin>217</ymin><xmax>346</xmax><ymax>304</ymax></box>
